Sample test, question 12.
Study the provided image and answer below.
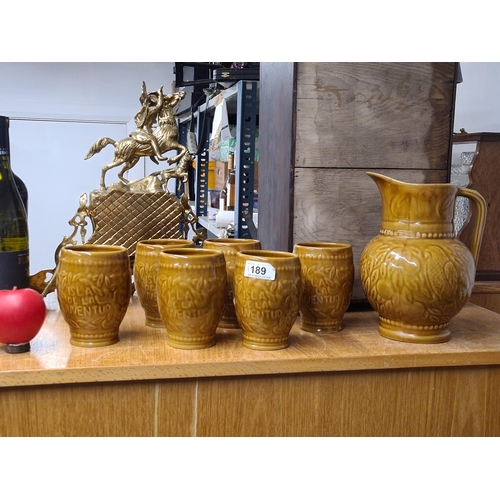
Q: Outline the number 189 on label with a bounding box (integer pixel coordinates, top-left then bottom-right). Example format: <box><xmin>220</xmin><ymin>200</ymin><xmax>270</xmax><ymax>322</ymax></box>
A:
<box><xmin>244</xmin><ymin>261</ymin><xmax>276</xmax><ymax>281</ymax></box>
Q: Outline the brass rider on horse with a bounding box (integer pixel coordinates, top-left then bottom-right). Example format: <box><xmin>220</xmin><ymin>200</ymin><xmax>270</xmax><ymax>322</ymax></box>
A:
<box><xmin>129</xmin><ymin>82</ymin><xmax>169</xmax><ymax>164</ymax></box>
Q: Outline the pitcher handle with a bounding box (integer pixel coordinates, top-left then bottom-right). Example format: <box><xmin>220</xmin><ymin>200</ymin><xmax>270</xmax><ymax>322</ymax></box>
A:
<box><xmin>456</xmin><ymin>187</ymin><xmax>487</xmax><ymax>266</ymax></box>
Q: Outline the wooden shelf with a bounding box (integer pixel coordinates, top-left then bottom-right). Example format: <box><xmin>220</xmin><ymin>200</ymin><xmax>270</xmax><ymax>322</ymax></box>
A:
<box><xmin>2</xmin><ymin>294</ymin><xmax>500</xmax><ymax>389</ymax></box>
<box><xmin>2</xmin><ymin>294</ymin><xmax>500</xmax><ymax>436</ymax></box>
<box><xmin>177</xmin><ymin>83</ymin><xmax>242</xmax><ymax>124</ymax></box>
<box><xmin>196</xmin><ymin>215</ymin><xmax>223</xmax><ymax>238</ymax></box>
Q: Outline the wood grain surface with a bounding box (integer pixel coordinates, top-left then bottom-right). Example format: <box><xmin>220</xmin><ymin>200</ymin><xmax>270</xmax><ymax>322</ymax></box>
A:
<box><xmin>258</xmin><ymin>62</ymin><xmax>296</xmax><ymax>251</ymax></box>
<box><xmin>2</xmin><ymin>294</ymin><xmax>500</xmax><ymax>388</ymax></box>
<box><xmin>1</xmin><ymin>295</ymin><xmax>500</xmax><ymax>436</ymax></box>
<box><xmin>195</xmin><ymin>366</ymin><xmax>500</xmax><ymax>436</ymax></box>
<box><xmin>294</xmin><ymin>63</ymin><xmax>456</xmax><ymax>170</ymax></box>
<box><xmin>470</xmin><ymin>281</ymin><xmax>500</xmax><ymax>314</ymax></box>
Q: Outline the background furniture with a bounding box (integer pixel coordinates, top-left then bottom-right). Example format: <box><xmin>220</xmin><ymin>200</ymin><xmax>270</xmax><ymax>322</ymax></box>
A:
<box><xmin>453</xmin><ymin>132</ymin><xmax>500</xmax><ymax>314</ymax></box>
<box><xmin>178</xmin><ymin>81</ymin><xmax>259</xmax><ymax>239</ymax></box>
<box><xmin>258</xmin><ymin>62</ymin><xmax>458</xmax><ymax>300</ymax></box>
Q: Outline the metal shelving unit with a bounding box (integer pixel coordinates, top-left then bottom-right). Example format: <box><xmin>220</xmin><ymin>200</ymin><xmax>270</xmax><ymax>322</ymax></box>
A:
<box><xmin>178</xmin><ymin>80</ymin><xmax>259</xmax><ymax>238</ymax></box>
<box><xmin>234</xmin><ymin>80</ymin><xmax>258</xmax><ymax>238</ymax></box>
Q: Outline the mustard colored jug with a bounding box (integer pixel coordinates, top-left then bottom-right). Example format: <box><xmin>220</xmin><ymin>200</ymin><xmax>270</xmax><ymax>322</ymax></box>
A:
<box><xmin>360</xmin><ymin>172</ymin><xmax>487</xmax><ymax>343</ymax></box>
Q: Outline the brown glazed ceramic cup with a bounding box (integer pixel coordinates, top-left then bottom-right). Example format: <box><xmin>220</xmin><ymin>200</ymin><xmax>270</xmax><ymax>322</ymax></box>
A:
<box><xmin>203</xmin><ymin>238</ymin><xmax>261</xmax><ymax>330</ymax></box>
<box><xmin>57</xmin><ymin>244</ymin><xmax>132</xmax><ymax>347</ymax></box>
<box><xmin>234</xmin><ymin>250</ymin><xmax>302</xmax><ymax>350</ymax></box>
<box><xmin>157</xmin><ymin>248</ymin><xmax>227</xmax><ymax>349</ymax></box>
<box><xmin>294</xmin><ymin>242</ymin><xmax>354</xmax><ymax>333</ymax></box>
<box><xmin>134</xmin><ymin>239</ymin><xmax>194</xmax><ymax>327</ymax></box>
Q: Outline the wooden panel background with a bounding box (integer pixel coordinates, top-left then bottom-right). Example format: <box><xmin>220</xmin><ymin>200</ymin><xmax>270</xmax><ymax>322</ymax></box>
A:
<box><xmin>294</xmin><ymin>62</ymin><xmax>456</xmax><ymax>170</ymax></box>
<box><xmin>0</xmin><ymin>380</ymin><xmax>197</xmax><ymax>437</ymax></box>
<box><xmin>470</xmin><ymin>282</ymin><xmax>500</xmax><ymax>315</ymax></box>
<box><xmin>258</xmin><ymin>62</ymin><xmax>297</xmax><ymax>251</ymax></box>
<box><xmin>195</xmin><ymin>366</ymin><xmax>500</xmax><ymax>437</ymax></box>
<box><xmin>291</xmin><ymin>62</ymin><xmax>457</xmax><ymax>299</ymax></box>
<box><xmin>2</xmin><ymin>365</ymin><xmax>499</xmax><ymax>436</ymax></box>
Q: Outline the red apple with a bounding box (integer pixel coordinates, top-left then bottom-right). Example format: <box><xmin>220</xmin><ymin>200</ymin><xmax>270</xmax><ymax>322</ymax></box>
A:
<box><xmin>0</xmin><ymin>287</ymin><xmax>46</xmax><ymax>353</ymax></box>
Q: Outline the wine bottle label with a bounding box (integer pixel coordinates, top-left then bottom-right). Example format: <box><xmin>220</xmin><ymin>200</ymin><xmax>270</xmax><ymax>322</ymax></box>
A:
<box><xmin>0</xmin><ymin>236</ymin><xmax>28</xmax><ymax>250</ymax></box>
<box><xmin>0</xmin><ymin>250</ymin><xmax>30</xmax><ymax>289</ymax></box>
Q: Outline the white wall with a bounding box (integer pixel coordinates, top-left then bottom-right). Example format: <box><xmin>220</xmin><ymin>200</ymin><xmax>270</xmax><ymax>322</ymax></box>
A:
<box><xmin>1</xmin><ymin>63</ymin><xmax>174</xmax><ymax>121</ymax></box>
<box><xmin>454</xmin><ymin>62</ymin><xmax>500</xmax><ymax>133</ymax></box>
<box><xmin>0</xmin><ymin>63</ymin><xmax>176</xmax><ymax>275</ymax></box>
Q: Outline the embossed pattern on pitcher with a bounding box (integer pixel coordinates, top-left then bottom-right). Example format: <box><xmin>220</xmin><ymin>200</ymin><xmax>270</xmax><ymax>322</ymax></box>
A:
<box><xmin>360</xmin><ymin>172</ymin><xmax>487</xmax><ymax>343</ymax></box>
<box><xmin>361</xmin><ymin>237</ymin><xmax>475</xmax><ymax>328</ymax></box>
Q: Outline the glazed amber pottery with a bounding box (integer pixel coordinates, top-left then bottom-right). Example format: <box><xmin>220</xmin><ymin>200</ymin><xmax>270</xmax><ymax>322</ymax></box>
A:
<box><xmin>234</xmin><ymin>250</ymin><xmax>302</xmax><ymax>350</ymax></box>
<box><xmin>294</xmin><ymin>242</ymin><xmax>354</xmax><ymax>333</ymax></box>
<box><xmin>57</xmin><ymin>244</ymin><xmax>132</xmax><ymax>347</ymax></box>
<box><xmin>360</xmin><ymin>172</ymin><xmax>487</xmax><ymax>343</ymax></box>
<box><xmin>157</xmin><ymin>248</ymin><xmax>227</xmax><ymax>349</ymax></box>
<box><xmin>134</xmin><ymin>239</ymin><xmax>194</xmax><ymax>327</ymax></box>
<box><xmin>203</xmin><ymin>238</ymin><xmax>261</xmax><ymax>330</ymax></box>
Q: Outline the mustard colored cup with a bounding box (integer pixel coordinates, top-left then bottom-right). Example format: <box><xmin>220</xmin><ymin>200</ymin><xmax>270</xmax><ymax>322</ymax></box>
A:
<box><xmin>234</xmin><ymin>250</ymin><xmax>302</xmax><ymax>350</ymax></box>
<box><xmin>57</xmin><ymin>244</ymin><xmax>132</xmax><ymax>347</ymax></box>
<box><xmin>294</xmin><ymin>242</ymin><xmax>354</xmax><ymax>333</ymax></box>
<box><xmin>157</xmin><ymin>248</ymin><xmax>227</xmax><ymax>349</ymax></box>
<box><xmin>203</xmin><ymin>238</ymin><xmax>261</xmax><ymax>330</ymax></box>
<box><xmin>134</xmin><ymin>238</ymin><xmax>194</xmax><ymax>327</ymax></box>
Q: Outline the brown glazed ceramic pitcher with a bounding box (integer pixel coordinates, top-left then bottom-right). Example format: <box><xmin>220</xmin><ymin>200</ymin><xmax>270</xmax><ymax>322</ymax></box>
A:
<box><xmin>360</xmin><ymin>172</ymin><xmax>487</xmax><ymax>344</ymax></box>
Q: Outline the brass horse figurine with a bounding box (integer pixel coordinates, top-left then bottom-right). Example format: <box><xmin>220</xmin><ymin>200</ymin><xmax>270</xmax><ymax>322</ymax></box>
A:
<box><xmin>85</xmin><ymin>85</ymin><xmax>188</xmax><ymax>189</ymax></box>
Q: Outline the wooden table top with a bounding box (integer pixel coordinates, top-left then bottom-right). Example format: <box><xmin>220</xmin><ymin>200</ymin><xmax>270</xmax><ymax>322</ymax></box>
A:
<box><xmin>2</xmin><ymin>294</ymin><xmax>500</xmax><ymax>388</ymax></box>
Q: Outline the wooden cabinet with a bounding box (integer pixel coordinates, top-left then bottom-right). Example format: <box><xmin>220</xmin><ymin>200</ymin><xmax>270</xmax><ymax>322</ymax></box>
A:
<box><xmin>258</xmin><ymin>62</ymin><xmax>458</xmax><ymax>300</ymax></box>
<box><xmin>454</xmin><ymin>132</ymin><xmax>500</xmax><ymax>279</ymax></box>
<box><xmin>2</xmin><ymin>296</ymin><xmax>500</xmax><ymax>436</ymax></box>
<box><xmin>453</xmin><ymin>132</ymin><xmax>500</xmax><ymax>313</ymax></box>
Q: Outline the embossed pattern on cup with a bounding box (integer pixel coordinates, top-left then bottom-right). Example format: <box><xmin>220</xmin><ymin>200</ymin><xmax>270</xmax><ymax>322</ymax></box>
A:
<box><xmin>57</xmin><ymin>244</ymin><xmax>132</xmax><ymax>347</ymax></box>
<box><xmin>157</xmin><ymin>248</ymin><xmax>227</xmax><ymax>349</ymax></box>
<box><xmin>234</xmin><ymin>250</ymin><xmax>302</xmax><ymax>351</ymax></box>
<box><xmin>294</xmin><ymin>242</ymin><xmax>354</xmax><ymax>333</ymax></box>
<box><xmin>134</xmin><ymin>239</ymin><xmax>194</xmax><ymax>327</ymax></box>
<box><xmin>203</xmin><ymin>238</ymin><xmax>261</xmax><ymax>330</ymax></box>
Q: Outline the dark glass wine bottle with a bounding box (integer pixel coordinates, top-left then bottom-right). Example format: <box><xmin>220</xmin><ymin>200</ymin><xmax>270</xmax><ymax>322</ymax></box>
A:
<box><xmin>0</xmin><ymin>115</ymin><xmax>30</xmax><ymax>290</ymax></box>
<box><xmin>13</xmin><ymin>172</ymin><xmax>28</xmax><ymax>214</ymax></box>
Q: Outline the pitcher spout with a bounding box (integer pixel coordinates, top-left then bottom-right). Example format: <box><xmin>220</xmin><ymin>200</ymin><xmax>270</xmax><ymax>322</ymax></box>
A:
<box><xmin>366</xmin><ymin>171</ymin><xmax>458</xmax><ymax>236</ymax></box>
<box><xmin>366</xmin><ymin>171</ymin><xmax>401</xmax><ymax>187</ymax></box>
<box><xmin>367</xmin><ymin>171</ymin><xmax>422</xmax><ymax>196</ymax></box>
